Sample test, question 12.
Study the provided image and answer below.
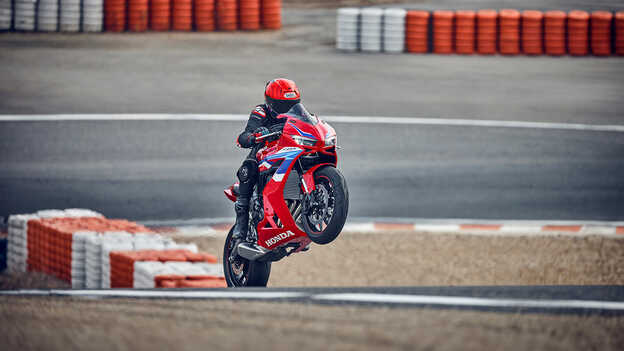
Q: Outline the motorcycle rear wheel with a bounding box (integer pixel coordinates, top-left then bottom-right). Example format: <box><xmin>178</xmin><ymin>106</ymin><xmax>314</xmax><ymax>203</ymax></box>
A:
<box><xmin>223</xmin><ymin>227</ymin><xmax>271</xmax><ymax>287</ymax></box>
<box><xmin>303</xmin><ymin>166</ymin><xmax>349</xmax><ymax>245</ymax></box>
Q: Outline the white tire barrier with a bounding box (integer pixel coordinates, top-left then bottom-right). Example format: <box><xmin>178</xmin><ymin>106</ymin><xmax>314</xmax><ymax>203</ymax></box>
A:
<box><xmin>82</xmin><ymin>0</ymin><xmax>103</xmax><ymax>32</ymax></box>
<box><xmin>60</xmin><ymin>0</ymin><xmax>80</xmax><ymax>32</ymax></box>
<box><xmin>360</xmin><ymin>7</ymin><xmax>383</xmax><ymax>52</ymax></box>
<box><xmin>0</xmin><ymin>0</ymin><xmax>12</xmax><ymax>30</ymax></box>
<box><xmin>14</xmin><ymin>0</ymin><xmax>36</xmax><ymax>31</ymax></box>
<box><xmin>37</xmin><ymin>0</ymin><xmax>59</xmax><ymax>32</ymax></box>
<box><xmin>336</xmin><ymin>7</ymin><xmax>360</xmax><ymax>51</ymax></box>
<box><xmin>383</xmin><ymin>8</ymin><xmax>406</xmax><ymax>53</ymax></box>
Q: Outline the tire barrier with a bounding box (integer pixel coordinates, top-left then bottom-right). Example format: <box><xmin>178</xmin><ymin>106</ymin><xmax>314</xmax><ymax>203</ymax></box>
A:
<box><xmin>336</xmin><ymin>7</ymin><xmax>359</xmax><ymax>51</ymax></box>
<box><xmin>7</xmin><ymin>209</ymin><xmax>223</xmax><ymax>289</ymax></box>
<box><xmin>432</xmin><ymin>10</ymin><xmax>453</xmax><ymax>54</ymax></box>
<box><xmin>128</xmin><ymin>0</ymin><xmax>148</xmax><ymax>32</ymax></box>
<box><xmin>3</xmin><ymin>0</ymin><xmax>282</xmax><ymax>32</ymax></box>
<box><xmin>568</xmin><ymin>10</ymin><xmax>589</xmax><ymax>56</ymax></box>
<box><xmin>455</xmin><ymin>10</ymin><xmax>475</xmax><ymax>55</ymax></box>
<box><xmin>522</xmin><ymin>10</ymin><xmax>543</xmax><ymax>55</ymax></box>
<box><xmin>405</xmin><ymin>10</ymin><xmax>428</xmax><ymax>53</ymax></box>
<box><xmin>0</xmin><ymin>0</ymin><xmax>10</xmax><ymax>31</ymax></box>
<box><xmin>37</xmin><ymin>0</ymin><xmax>58</xmax><ymax>32</ymax></box>
<box><xmin>360</xmin><ymin>8</ymin><xmax>382</xmax><ymax>52</ymax></box>
<box><xmin>14</xmin><ymin>0</ymin><xmax>36</xmax><ymax>31</ymax></box>
<box><xmin>195</xmin><ymin>0</ymin><xmax>215</xmax><ymax>32</ymax></box>
<box><xmin>337</xmin><ymin>7</ymin><xmax>623</xmax><ymax>56</ymax></box>
<box><xmin>60</xmin><ymin>0</ymin><xmax>81</xmax><ymax>32</ymax></box>
<box><xmin>383</xmin><ymin>8</ymin><xmax>406</xmax><ymax>53</ymax></box>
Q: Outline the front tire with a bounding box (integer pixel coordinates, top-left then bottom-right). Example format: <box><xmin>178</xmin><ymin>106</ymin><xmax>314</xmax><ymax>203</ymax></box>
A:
<box><xmin>223</xmin><ymin>227</ymin><xmax>271</xmax><ymax>287</ymax></box>
<box><xmin>303</xmin><ymin>166</ymin><xmax>349</xmax><ymax>245</ymax></box>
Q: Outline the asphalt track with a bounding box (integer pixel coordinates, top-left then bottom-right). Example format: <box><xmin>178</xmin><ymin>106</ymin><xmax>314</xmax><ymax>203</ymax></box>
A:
<box><xmin>2</xmin><ymin>286</ymin><xmax>624</xmax><ymax>315</ymax></box>
<box><xmin>1</xmin><ymin>116</ymin><xmax>623</xmax><ymax>221</ymax></box>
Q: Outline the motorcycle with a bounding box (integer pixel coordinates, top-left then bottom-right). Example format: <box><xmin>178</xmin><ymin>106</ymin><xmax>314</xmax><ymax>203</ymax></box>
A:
<box><xmin>223</xmin><ymin>103</ymin><xmax>349</xmax><ymax>287</ymax></box>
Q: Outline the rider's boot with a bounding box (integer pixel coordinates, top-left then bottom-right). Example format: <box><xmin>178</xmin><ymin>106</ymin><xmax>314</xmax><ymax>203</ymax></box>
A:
<box><xmin>232</xmin><ymin>197</ymin><xmax>250</xmax><ymax>240</ymax></box>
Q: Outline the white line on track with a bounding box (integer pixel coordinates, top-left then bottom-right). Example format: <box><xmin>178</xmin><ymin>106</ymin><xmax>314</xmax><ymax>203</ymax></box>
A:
<box><xmin>1</xmin><ymin>114</ymin><xmax>624</xmax><ymax>133</ymax></box>
<box><xmin>0</xmin><ymin>289</ymin><xmax>305</xmax><ymax>299</ymax></box>
<box><xmin>311</xmin><ymin>294</ymin><xmax>624</xmax><ymax>311</ymax></box>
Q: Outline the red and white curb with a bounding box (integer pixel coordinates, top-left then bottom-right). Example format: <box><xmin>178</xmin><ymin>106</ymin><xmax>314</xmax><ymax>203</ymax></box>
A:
<box><xmin>142</xmin><ymin>218</ymin><xmax>624</xmax><ymax>238</ymax></box>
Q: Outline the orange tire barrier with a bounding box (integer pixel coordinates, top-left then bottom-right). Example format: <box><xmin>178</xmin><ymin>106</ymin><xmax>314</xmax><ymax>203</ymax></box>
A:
<box><xmin>544</xmin><ymin>11</ymin><xmax>566</xmax><ymax>56</ymax></box>
<box><xmin>591</xmin><ymin>11</ymin><xmax>613</xmax><ymax>56</ymax></box>
<box><xmin>568</xmin><ymin>10</ymin><xmax>589</xmax><ymax>56</ymax></box>
<box><xmin>433</xmin><ymin>10</ymin><xmax>454</xmax><ymax>54</ymax></box>
<box><xmin>499</xmin><ymin>9</ymin><xmax>520</xmax><ymax>55</ymax></box>
<box><xmin>405</xmin><ymin>10</ymin><xmax>429</xmax><ymax>53</ymax></box>
<box><xmin>617</xmin><ymin>12</ymin><xmax>624</xmax><ymax>55</ymax></box>
<box><xmin>521</xmin><ymin>10</ymin><xmax>543</xmax><ymax>55</ymax></box>
<box><xmin>172</xmin><ymin>0</ymin><xmax>192</xmax><ymax>31</ymax></box>
<box><xmin>455</xmin><ymin>10</ymin><xmax>475</xmax><ymax>54</ymax></box>
<box><xmin>262</xmin><ymin>0</ymin><xmax>282</xmax><ymax>30</ymax></box>
<box><xmin>195</xmin><ymin>0</ymin><xmax>215</xmax><ymax>32</ymax></box>
<box><xmin>477</xmin><ymin>9</ymin><xmax>497</xmax><ymax>55</ymax></box>
<box><xmin>150</xmin><ymin>0</ymin><xmax>171</xmax><ymax>31</ymax></box>
<box><xmin>128</xmin><ymin>0</ymin><xmax>148</xmax><ymax>32</ymax></box>
<box><xmin>104</xmin><ymin>0</ymin><xmax>126</xmax><ymax>32</ymax></box>
<box><xmin>240</xmin><ymin>0</ymin><xmax>261</xmax><ymax>31</ymax></box>
<box><xmin>217</xmin><ymin>0</ymin><xmax>237</xmax><ymax>31</ymax></box>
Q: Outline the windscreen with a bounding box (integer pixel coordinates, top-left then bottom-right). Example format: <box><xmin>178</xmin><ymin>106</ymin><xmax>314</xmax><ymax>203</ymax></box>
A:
<box><xmin>283</xmin><ymin>103</ymin><xmax>318</xmax><ymax>125</ymax></box>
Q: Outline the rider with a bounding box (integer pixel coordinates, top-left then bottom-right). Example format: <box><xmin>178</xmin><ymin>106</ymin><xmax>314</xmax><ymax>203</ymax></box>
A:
<box><xmin>232</xmin><ymin>78</ymin><xmax>302</xmax><ymax>239</ymax></box>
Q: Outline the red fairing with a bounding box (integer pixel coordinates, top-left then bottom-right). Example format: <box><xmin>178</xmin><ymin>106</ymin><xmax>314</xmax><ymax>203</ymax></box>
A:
<box><xmin>224</xmin><ymin>103</ymin><xmax>338</xmax><ymax>251</ymax></box>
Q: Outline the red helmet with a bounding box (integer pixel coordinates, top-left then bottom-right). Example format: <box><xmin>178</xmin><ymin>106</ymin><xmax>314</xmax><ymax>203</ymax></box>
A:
<box><xmin>264</xmin><ymin>78</ymin><xmax>301</xmax><ymax>114</ymax></box>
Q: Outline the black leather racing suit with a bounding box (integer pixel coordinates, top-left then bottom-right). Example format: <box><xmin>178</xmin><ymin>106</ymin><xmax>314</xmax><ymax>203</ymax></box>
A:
<box><xmin>232</xmin><ymin>104</ymin><xmax>285</xmax><ymax>238</ymax></box>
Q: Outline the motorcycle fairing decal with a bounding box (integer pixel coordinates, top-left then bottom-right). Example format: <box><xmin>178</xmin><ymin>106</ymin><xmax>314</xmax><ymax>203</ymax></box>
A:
<box><xmin>288</xmin><ymin>120</ymin><xmax>317</xmax><ymax>140</ymax></box>
<box><xmin>265</xmin><ymin>148</ymin><xmax>304</xmax><ymax>182</ymax></box>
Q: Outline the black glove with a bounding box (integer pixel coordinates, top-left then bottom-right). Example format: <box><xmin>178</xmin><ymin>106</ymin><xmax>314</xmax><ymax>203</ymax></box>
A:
<box><xmin>252</xmin><ymin>127</ymin><xmax>270</xmax><ymax>143</ymax></box>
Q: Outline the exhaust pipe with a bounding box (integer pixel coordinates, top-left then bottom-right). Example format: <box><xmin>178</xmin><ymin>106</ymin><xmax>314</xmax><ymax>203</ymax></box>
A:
<box><xmin>236</xmin><ymin>242</ymin><xmax>270</xmax><ymax>261</ymax></box>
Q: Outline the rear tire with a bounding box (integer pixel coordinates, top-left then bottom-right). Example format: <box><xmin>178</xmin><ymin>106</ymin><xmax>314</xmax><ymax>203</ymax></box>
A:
<box><xmin>303</xmin><ymin>166</ymin><xmax>349</xmax><ymax>245</ymax></box>
<box><xmin>223</xmin><ymin>227</ymin><xmax>271</xmax><ymax>287</ymax></box>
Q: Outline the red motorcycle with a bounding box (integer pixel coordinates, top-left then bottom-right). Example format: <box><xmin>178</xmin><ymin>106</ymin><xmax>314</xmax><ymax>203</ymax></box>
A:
<box><xmin>223</xmin><ymin>103</ymin><xmax>349</xmax><ymax>287</ymax></box>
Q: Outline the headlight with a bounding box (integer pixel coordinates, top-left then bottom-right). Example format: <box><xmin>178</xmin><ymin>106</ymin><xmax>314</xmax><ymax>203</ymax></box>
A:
<box><xmin>292</xmin><ymin>135</ymin><xmax>317</xmax><ymax>146</ymax></box>
<box><xmin>325</xmin><ymin>135</ymin><xmax>337</xmax><ymax>147</ymax></box>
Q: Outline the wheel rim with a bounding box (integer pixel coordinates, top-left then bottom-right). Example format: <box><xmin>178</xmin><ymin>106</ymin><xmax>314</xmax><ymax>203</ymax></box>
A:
<box><xmin>226</xmin><ymin>234</ymin><xmax>249</xmax><ymax>286</ymax></box>
<box><xmin>305</xmin><ymin>175</ymin><xmax>336</xmax><ymax>234</ymax></box>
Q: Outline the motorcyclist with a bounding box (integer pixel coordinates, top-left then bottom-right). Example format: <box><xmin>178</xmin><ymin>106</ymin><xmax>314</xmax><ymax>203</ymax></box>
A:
<box><xmin>232</xmin><ymin>78</ymin><xmax>302</xmax><ymax>239</ymax></box>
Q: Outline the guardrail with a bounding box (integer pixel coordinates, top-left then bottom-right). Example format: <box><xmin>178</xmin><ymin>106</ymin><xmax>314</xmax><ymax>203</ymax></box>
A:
<box><xmin>337</xmin><ymin>7</ymin><xmax>624</xmax><ymax>56</ymax></box>
<box><xmin>0</xmin><ymin>0</ymin><xmax>281</xmax><ymax>32</ymax></box>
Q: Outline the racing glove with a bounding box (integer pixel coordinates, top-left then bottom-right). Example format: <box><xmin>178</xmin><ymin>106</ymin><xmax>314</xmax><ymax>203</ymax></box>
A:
<box><xmin>252</xmin><ymin>127</ymin><xmax>270</xmax><ymax>143</ymax></box>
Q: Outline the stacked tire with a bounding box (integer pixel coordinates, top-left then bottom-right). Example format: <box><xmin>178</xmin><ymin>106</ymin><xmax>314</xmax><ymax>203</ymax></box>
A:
<box><xmin>83</xmin><ymin>0</ymin><xmax>104</xmax><ymax>32</ymax></box>
<box><xmin>60</xmin><ymin>0</ymin><xmax>81</xmax><ymax>32</ymax></box>
<box><xmin>261</xmin><ymin>0</ymin><xmax>281</xmax><ymax>30</ymax></box>
<box><xmin>0</xmin><ymin>0</ymin><xmax>10</xmax><ymax>31</ymax></box>
<box><xmin>499</xmin><ymin>9</ymin><xmax>520</xmax><ymax>55</ymax></box>
<box><xmin>383</xmin><ymin>8</ymin><xmax>406</xmax><ymax>53</ymax></box>
<box><xmin>150</xmin><ymin>0</ymin><xmax>170</xmax><ymax>31</ymax></box>
<box><xmin>617</xmin><ymin>12</ymin><xmax>624</xmax><ymax>56</ymax></box>
<box><xmin>336</xmin><ymin>7</ymin><xmax>359</xmax><ymax>51</ymax></box>
<box><xmin>105</xmin><ymin>0</ymin><xmax>126</xmax><ymax>32</ymax></box>
<box><xmin>455</xmin><ymin>10</ymin><xmax>475</xmax><ymax>54</ymax></box>
<box><xmin>216</xmin><ymin>0</ymin><xmax>237</xmax><ymax>31</ymax></box>
<box><xmin>568</xmin><ymin>10</ymin><xmax>589</xmax><ymax>56</ymax></box>
<box><xmin>477</xmin><ymin>9</ymin><xmax>497</xmax><ymax>55</ymax></box>
<box><xmin>433</xmin><ymin>10</ymin><xmax>453</xmax><ymax>54</ymax></box>
<box><xmin>239</xmin><ymin>0</ymin><xmax>260</xmax><ymax>31</ymax></box>
<box><xmin>360</xmin><ymin>8</ymin><xmax>382</xmax><ymax>52</ymax></box>
<box><xmin>406</xmin><ymin>10</ymin><xmax>428</xmax><ymax>53</ymax></box>
<box><xmin>591</xmin><ymin>11</ymin><xmax>613</xmax><ymax>56</ymax></box>
<box><xmin>172</xmin><ymin>0</ymin><xmax>193</xmax><ymax>31</ymax></box>
<box><xmin>128</xmin><ymin>0</ymin><xmax>148</xmax><ymax>32</ymax></box>
<box><xmin>544</xmin><ymin>11</ymin><xmax>566</xmax><ymax>55</ymax></box>
<box><xmin>14</xmin><ymin>0</ymin><xmax>36</xmax><ymax>31</ymax></box>
<box><xmin>37</xmin><ymin>0</ymin><xmax>59</xmax><ymax>32</ymax></box>
<box><xmin>521</xmin><ymin>10</ymin><xmax>543</xmax><ymax>55</ymax></box>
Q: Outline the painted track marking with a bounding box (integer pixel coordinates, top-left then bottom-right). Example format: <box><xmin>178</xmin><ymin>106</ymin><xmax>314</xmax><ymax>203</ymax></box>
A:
<box><xmin>1</xmin><ymin>114</ymin><xmax>624</xmax><ymax>133</ymax></box>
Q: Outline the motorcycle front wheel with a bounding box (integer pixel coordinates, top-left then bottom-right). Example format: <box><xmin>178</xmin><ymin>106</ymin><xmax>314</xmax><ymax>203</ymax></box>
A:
<box><xmin>223</xmin><ymin>227</ymin><xmax>271</xmax><ymax>287</ymax></box>
<box><xmin>303</xmin><ymin>166</ymin><xmax>349</xmax><ymax>245</ymax></box>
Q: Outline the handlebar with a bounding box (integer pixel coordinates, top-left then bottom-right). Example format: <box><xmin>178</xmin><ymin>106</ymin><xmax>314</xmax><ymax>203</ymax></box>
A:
<box><xmin>255</xmin><ymin>131</ymin><xmax>281</xmax><ymax>142</ymax></box>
